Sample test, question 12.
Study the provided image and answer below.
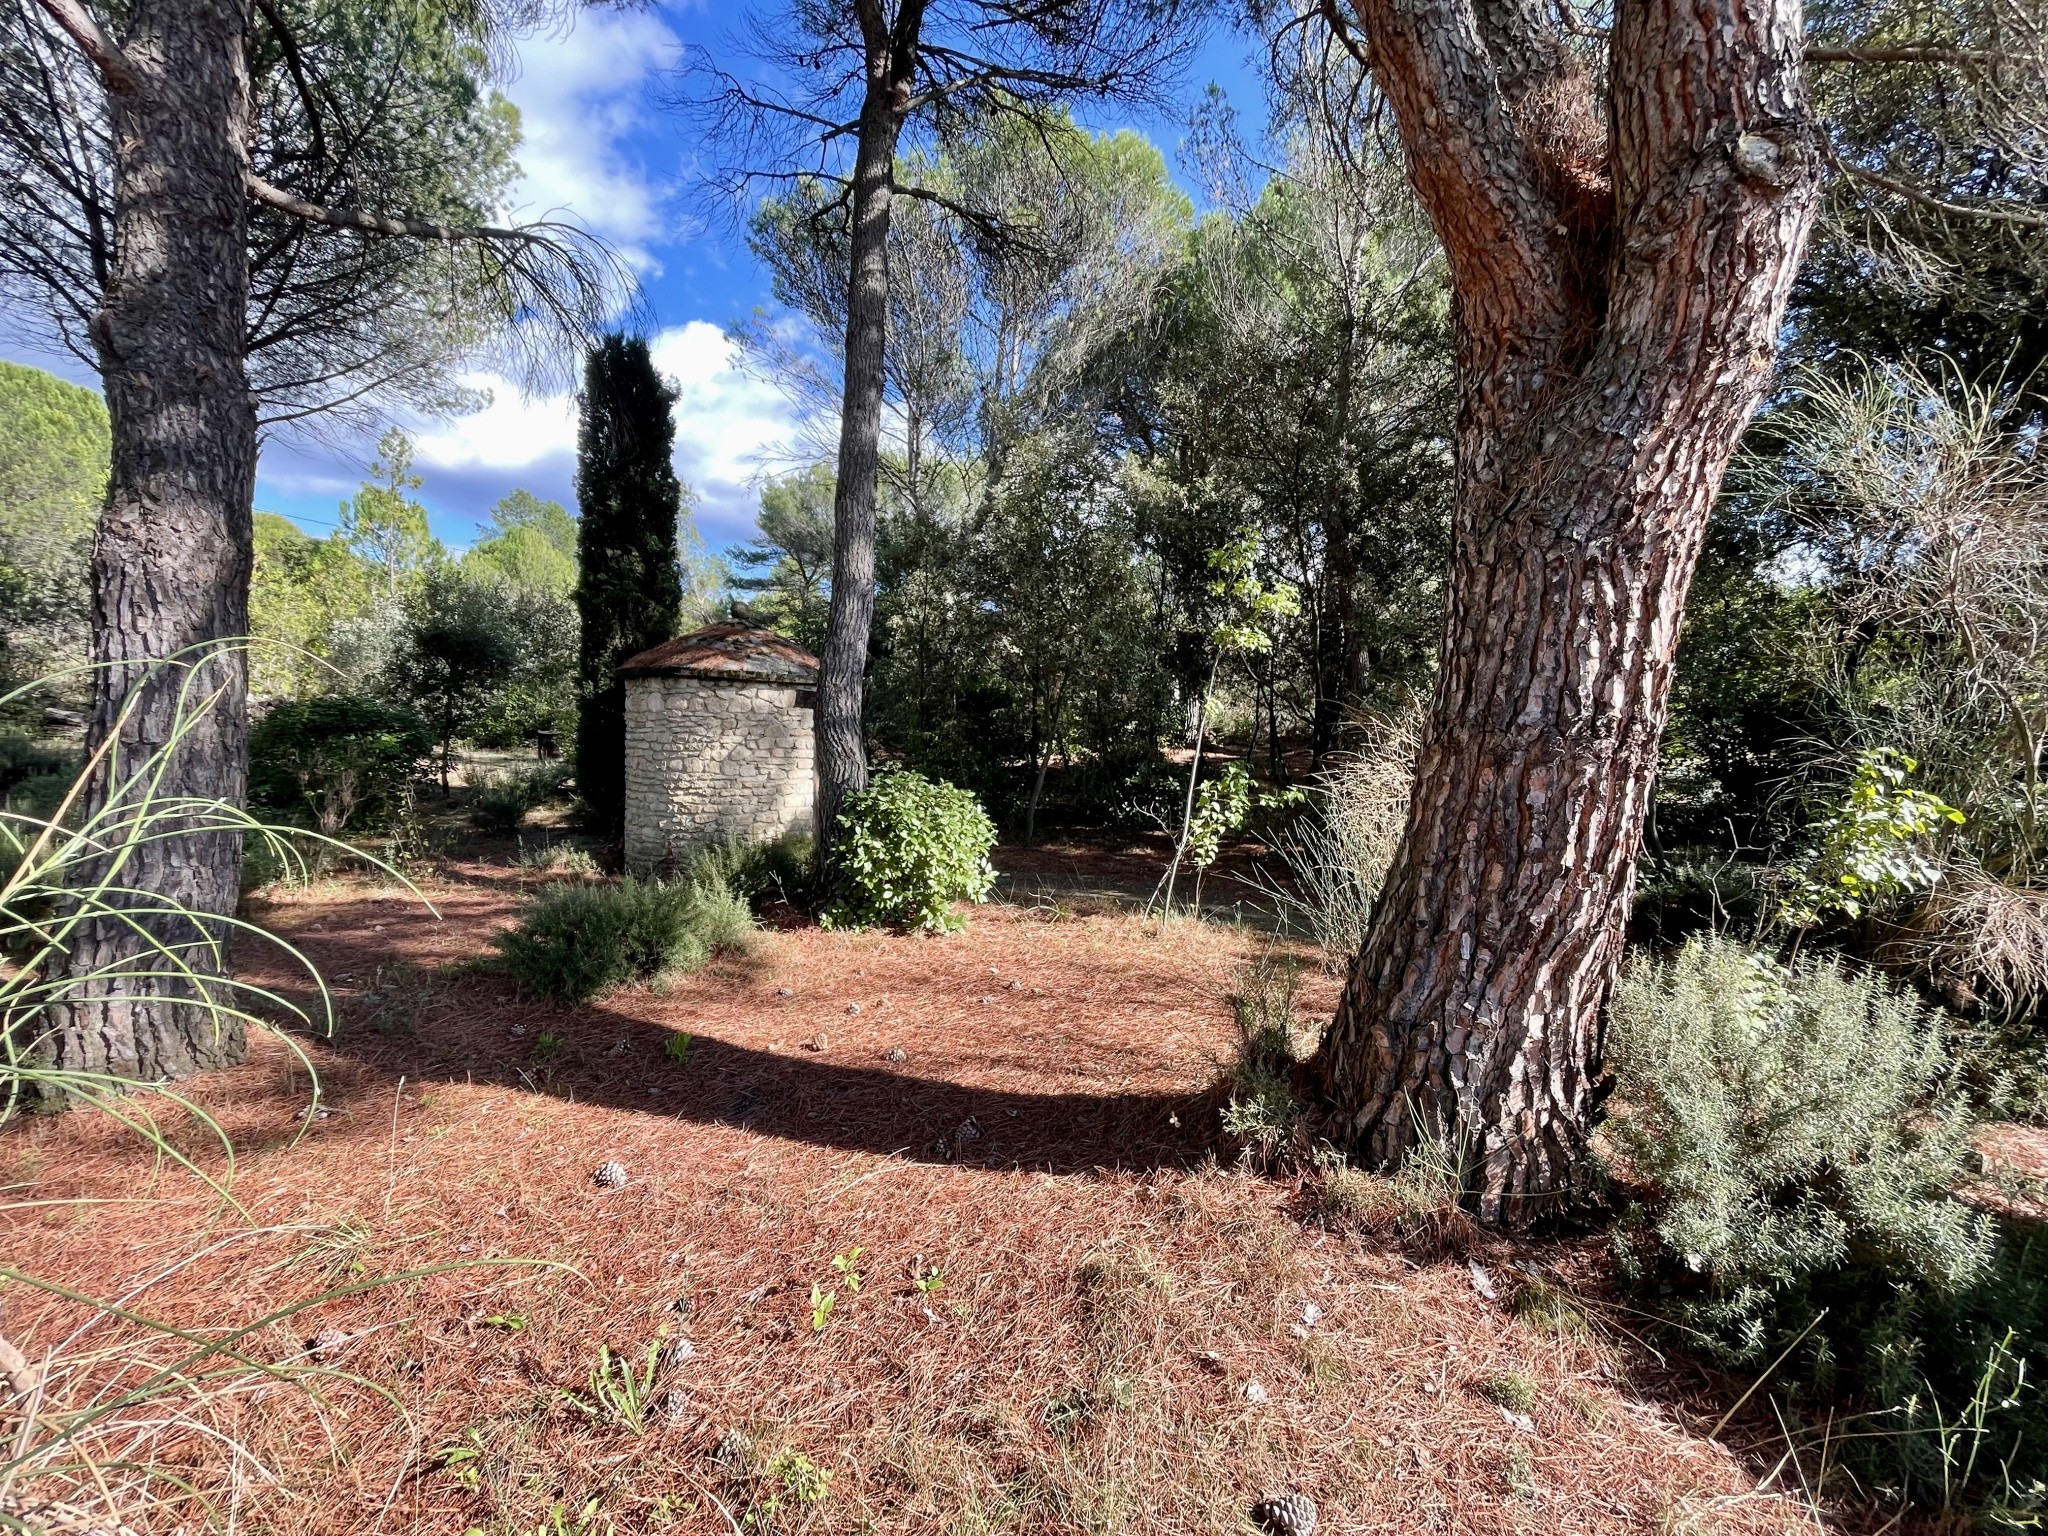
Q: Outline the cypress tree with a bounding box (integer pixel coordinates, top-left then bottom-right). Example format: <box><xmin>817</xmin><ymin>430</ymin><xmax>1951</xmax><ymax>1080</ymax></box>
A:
<box><xmin>574</xmin><ymin>334</ymin><xmax>682</xmax><ymax>839</ymax></box>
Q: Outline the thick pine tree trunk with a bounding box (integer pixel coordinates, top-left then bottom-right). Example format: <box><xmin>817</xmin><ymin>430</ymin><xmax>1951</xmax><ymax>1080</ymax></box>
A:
<box><xmin>815</xmin><ymin>10</ymin><xmax>919</xmax><ymax>859</ymax></box>
<box><xmin>1309</xmin><ymin>0</ymin><xmax>1822</xmax><ymax>1218</ymax></box>
<box><xmin>36</xmin><ymin>0</ymin><xmax>257</xmax><ymax>1090</ymax></box>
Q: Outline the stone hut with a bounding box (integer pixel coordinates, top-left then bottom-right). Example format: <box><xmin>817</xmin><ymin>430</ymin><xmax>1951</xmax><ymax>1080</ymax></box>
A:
<box><xmin>619</xmin><ymin>623</ymin><xmax>818</xmax><ymax>874</ymax></box>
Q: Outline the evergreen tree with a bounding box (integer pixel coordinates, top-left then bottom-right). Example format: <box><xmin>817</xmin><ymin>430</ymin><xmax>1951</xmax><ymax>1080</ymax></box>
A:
<box><xmin>573</xmin><ymin>335</ymin><xmax>684</xmax><ymax>839</ymax></box>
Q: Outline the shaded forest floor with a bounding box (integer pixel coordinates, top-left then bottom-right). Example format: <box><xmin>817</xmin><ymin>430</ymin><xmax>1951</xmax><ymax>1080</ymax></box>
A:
<box><xmin>8</xmin><ymin>847</ymin><xmax>1837</xmax><ymax>1535</ymax></box>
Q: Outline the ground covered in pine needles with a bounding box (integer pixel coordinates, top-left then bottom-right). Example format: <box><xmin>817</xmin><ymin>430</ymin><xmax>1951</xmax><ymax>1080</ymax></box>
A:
<box><xmin>6</xmin><ymin>851</ymin><xmax>1826</xmax><ymax>1536</ymax></box>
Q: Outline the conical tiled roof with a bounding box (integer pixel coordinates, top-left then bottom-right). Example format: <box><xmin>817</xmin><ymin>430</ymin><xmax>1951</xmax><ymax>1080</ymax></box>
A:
<box><xmin>619</xmin><ymin>622</ymin><xmax>819</xmax><ymax>684</ymax></box>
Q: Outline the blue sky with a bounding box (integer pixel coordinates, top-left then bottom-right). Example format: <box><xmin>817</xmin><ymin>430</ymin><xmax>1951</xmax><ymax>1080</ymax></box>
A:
<box><xmin>3</xmin><ymin>4</ymin><xmax>1266</xmax><ymax>558</ymax></box>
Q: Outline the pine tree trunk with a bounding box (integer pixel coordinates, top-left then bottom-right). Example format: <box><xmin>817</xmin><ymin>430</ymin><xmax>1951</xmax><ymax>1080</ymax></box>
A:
<box><xmin>815</xmin><ymin>12</ymin><xmax>918</xmax><ymax>859</ymax></box>
<box><xmin>37</xmin><ymin>0</ymin><xmax>257</xmax><ymax>1092</ymax></box>
<box><xmin>1308</xmin><ymin>0</ymin><xmax>1822</xmax><ymax>1219</ymax></box>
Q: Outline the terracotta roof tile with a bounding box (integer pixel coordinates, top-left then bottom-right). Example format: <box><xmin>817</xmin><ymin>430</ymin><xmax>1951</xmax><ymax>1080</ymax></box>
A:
<box><xmin>619</xmin><ymin>622</ymin><xmax>819</xmax><ymax>683</ymax></box>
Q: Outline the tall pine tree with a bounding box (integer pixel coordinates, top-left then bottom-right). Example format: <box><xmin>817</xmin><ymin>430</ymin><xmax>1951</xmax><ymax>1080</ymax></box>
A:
<box><xmin>574</xmin><ymin>335</ymin><xmax>683</xmax><ymax>840</ymax></box>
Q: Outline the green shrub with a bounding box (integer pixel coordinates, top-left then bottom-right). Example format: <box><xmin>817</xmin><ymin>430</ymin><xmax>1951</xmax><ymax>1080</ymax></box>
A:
<box><xmin>1605</xmin><ymin>936</ymin><xmax>2048</xmax><ymax>1518</ymax></box>
<box><xmin>1220</xmin><ymin>954</ymin><xmax>1305</xmax><ymax>1165</ymax></box>
<box><xmin>467</xmin><ymin>762</ymin><xmax>567</xmax><ymax>834</ymax></box>
<box><xmin>690</xmin><ymin>832</ymin><xmax>815</xmax><ymax>911</ymax></box>
<box><xmin>515</xmin><ymin>835</ymin><xmax>597</xmax><ymax>874</ymax></box>
<box><xmin>470</xmin><ymin>773</ymin><xmax>531</xmax><ymax>833</ymax></box>
<box><xmin>493</xmin><ymin>869</ymin><xmax>752</xmax><ymax>1001</ymax></box>
<box><xmin>1779</xmin><ymin>748</ymin><xmax>1965</xmax><ymax>929</ymax></box>
<box><xmin>1606</xmin><ymin>935</ymin><xmax>1989</xmax><ymax>1349</ymax></box>
<box><xmin>824</xmin><ymin>771</ymin><xmax>996</xmax><ymax>933</ymax></box>
<box><xmin>249</xmin><ymin>695</ymin><xmax>431</xmax><ymax>836</ymax></box>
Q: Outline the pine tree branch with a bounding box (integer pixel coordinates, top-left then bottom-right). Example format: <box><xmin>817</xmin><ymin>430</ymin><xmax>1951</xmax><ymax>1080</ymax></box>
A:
<box><xmin>244</xmin><ymin>172</ymin><xmax>555</xmax><ymax>243</ymax></box>
<box><xmin>1829</xmin><ymin>145</ymin><xmax>2048</xmax><ymax>229</ymax></box>
<box><xmin>892</xmin><ymin>179</ymin><xmax>1046</xmax><ymax>255</ymax></box>
<box><xmin>1318</xmin><ymin>0</ymin><xmax>1373</xmax><ymax>73</ymax></box>
<box><xmin>252</xmin><ymin>0</ymin><xmax>326</xmax><ymax>167</ymax></box>
<box><xmin>1806</xmin><ymin>43</ymin><xmax>2032</xmax><ymax>66</ymax></box>
<box><xmin>29</xmin><ymin>0</ymin><xmax>140</xmax><ymax>94</ymax></box>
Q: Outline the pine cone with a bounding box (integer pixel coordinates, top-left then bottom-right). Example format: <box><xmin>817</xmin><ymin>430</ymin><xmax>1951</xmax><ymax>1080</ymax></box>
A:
<box><xmin>592</xmin><ymin>1160</ymin><xmax>628</xmax><ymax>1190</ymax></box>
<box><xmin>308</xmin><ymin>1326</ymin><xmax>352</xmax><ymax>1362</ymax></box>
<box><xmin>711</xmin><ymin>1427</ymin><xmax>756</xmax><ymax>1477</ymax></box>
<box><xmin>1253</xmin><ymin>1492</ymin><xmax>1317</xmax><ymax>1536</ymax></box>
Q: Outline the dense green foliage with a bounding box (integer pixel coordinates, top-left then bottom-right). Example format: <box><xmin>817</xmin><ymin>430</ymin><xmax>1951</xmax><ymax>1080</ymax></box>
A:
<box><xmin>468</xmin><ymin>491</ymin><xmax>578</xmax><ymax>596</ymax></box>
<box><xmin>247</xmin><ymin>695</ymin><xmax>433</xmax><ymax>836</ymax></box>
<box><xmin>823</xmin><ymin>772</ymin><xmax>997</xmax><ymax>933</ymax></box>
<box><xmin>385</xmin><ymin>564</ymin><xmax>520</xmax><ymax>786</ymax></box>
<box><xmin>493</xmin><ymin>869</ymin><xmax>752</xmax><ymax>1002</ymax></box>
<box><xmin>237</xmin><ymin>436</ymin><xmax>588</xmax><ymax>812</ymax></box>
<box><xmin>574</xmin><ymin>335</ymin><xmax>686</xmax><ymax>839</ymax></box>
<box><xmin>736</xmin><ymin>118</ymin><xmax>1451</xmax><ymax>829</ymax></box>
<box><xmin>0</xmin><ymin>362</ymin><xmax>106</xmax><ymax>709</ymax></box>
<box><xmin>690</xmin><ymin>832</ymin><xmax>817</xmax><ymax>913</ymax></box>
<box><xmin>728</xmin><ymin>466</ymin><xmax>833</xmax><ymax>654</ymax></box>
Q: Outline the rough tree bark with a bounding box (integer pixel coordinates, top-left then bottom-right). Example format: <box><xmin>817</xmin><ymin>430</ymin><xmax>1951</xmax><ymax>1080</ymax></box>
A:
<box><xmin>1307</xmin><ymin>0</ymin><xmax>1823</xmax><ymax>1218</ymax></box>
<box><xmin>815</xmin><ymin>0</ymin><xmax>926</xmax><ymax>859</ymax></box>
<box><xmin>16</xmin><ymin>0</ymin><xmax>606</xmax><ymax>1102</ymax></box>
<box><xmin>35</xmin><ymin>0</ymin><xmax>258</xmax><ymax>1087</ymax></box>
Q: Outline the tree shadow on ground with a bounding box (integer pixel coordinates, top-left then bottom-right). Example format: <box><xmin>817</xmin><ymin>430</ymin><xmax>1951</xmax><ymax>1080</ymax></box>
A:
<box><xmin>306</xmin><ymin>979</ymin><xmax>1228</xmax><ymax>1177</ymax></box>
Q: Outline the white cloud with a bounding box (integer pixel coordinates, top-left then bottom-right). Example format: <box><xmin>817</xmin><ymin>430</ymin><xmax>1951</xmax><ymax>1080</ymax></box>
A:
<box><xmin>498</xmin><ymin>9</ymin><xmax>683</xmax><ymax>265</ymax></box>
<box><xmin>410</xmin><ymin>380</ymin><xmax>576</xmax><ymax>472</ymax></box>
<box><xmin>653</xmin><ymin>321</ymin><xmax>804</xmax><ymax>501</ymax></box>
<box><xmin>405</xmin><ymin>322</ymin><xmax>806</xmax><ymax>541</ymax></box>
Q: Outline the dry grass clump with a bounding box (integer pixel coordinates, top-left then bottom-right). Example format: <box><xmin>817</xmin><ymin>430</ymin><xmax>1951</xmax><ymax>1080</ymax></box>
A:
<box><xmin>1900</xmin><ymin>870</ymin><xmax>2048</xmax><ymax>1021</ymax></box>
<box><xmin>1311</xmin><ymin>1156</ymin><xmax>1391</xmax><ymax>1223</ymax></box>
<box><xmin>1262</xmin><ymin>710</ymin><xmax>1418</xmax><ymax>964</ymax></box>
<box><xmin>1480</xmin><ymin>1369</ymin><xmax>1538</xmax><ymax>1414</ymax></box>
<box><xmin>1307</xmin><ymin>1138</ymin><xmax>1481</xmax><ymax>1261</ymax></box>
<box><xmin>1219</xmin><ymin>955</ymin><xmax>1312</xmax><ymax>1169</ymax></box>
<box><xmin>1510</xmin><ymin>1270</ymin><xmax>1593</xmax><ymax>1341</ymax></box>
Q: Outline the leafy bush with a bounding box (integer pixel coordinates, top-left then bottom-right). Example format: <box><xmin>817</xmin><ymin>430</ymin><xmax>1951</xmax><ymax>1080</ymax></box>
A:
<box><xmin>824</xmin><ymin>771</ymin><xmax>996</xmax><ymax>933</ymax></box>
<box><xmin>515</xmin><ymin>835</ymin><xmax>598</xmax><ymax>874</ymax></box>
<box><xmin>470</xmin><ymin>772</ymin><xmax>533</xmax><ymax>834</ymax></box>
<box><xmin>249</xmin><ymin>694</ymin><xmax>431</xmax><ymax>836</ymax></box>
<box><xmin>1606</xmin><ymin>935</ymin><xmax>1990</xmax><ymax>1353</ymax></box>
<box><xmin>493</xmin><ymin>864</ymin><xmax>752</xmax><ymax>1001</ymax></box>
<box><xmin>1780</xmin><ymin>748</ymin><xmax>1965</xmax><ymax>928</ymax></box>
